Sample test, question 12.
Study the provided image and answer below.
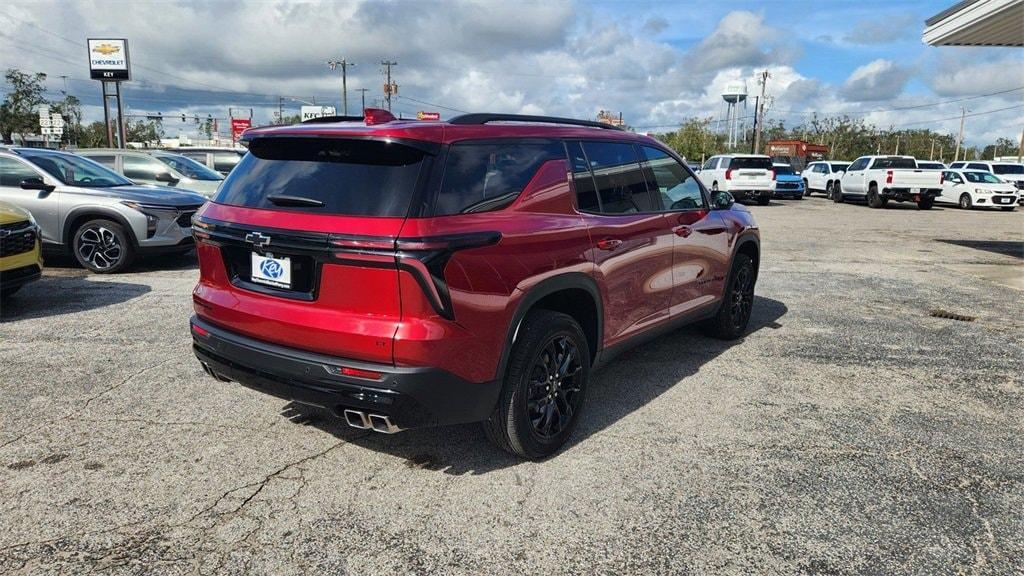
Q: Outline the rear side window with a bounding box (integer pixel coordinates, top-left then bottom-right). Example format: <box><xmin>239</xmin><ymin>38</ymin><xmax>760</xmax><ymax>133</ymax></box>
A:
<box><xmin>581</xmin><ymin>141</ymin><xmax>656</xmax><ymax>214</ymax></box>
<box><xmin>434</xmin><ymin>140</ymin><xmax>565</xmax><ymax>215</ymax></box>
<box><xmin>214</xmin><ymin>138</ymin><xmax>429</xmax><ymax>217</ymax></box>
<box><xmin>567</xmin><ymin>141</ymin><xmax>599</xmax><ymax>212</ymax></box>
<box><xmin>214</xmin><ymin>152</ymin><xmax>242</xmax><ymax>173</ymax></box>
<box><xmin>993</xmin><ymin>164</ymin><xmax>1024</xmax><ymax>175</ymax></box>
<box><xmin>728</xmin><ymin>157</ymin><xmax>773</xmax><ymax>170</ymax></box>
<box><xmin>87</xmin><ymin>155</ymin><xmax>116</xmax><ymax>168</ymax></box>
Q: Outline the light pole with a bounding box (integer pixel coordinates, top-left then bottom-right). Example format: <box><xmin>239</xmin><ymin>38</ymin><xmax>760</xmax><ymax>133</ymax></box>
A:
<box><xmin>356</xmin><ymin>88</ymin><xmax>369</xmax><ymax>113</ymax></box>
<box><xmin>327</xmin><ymin>59</ymin><xmax>356</xmax><ymax>116</ymax></box>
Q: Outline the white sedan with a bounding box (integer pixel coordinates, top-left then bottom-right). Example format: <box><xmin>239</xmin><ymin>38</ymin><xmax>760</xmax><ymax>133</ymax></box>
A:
<box><xmin>938</xmin><ymin>170</ymin><xmax>1018</xmax><ymax>211</ymax></box>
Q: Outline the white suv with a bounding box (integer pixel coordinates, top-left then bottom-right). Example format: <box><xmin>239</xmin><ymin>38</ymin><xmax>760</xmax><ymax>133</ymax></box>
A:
<box><xmin>697</xmin><ymin>154</ymin><xmax>775</xmax><ymax>205</ymax></box>
<box><xmin>803</xmin><ymin>161</ymin><xmax>850</xmax><ymax>197</ymax></box>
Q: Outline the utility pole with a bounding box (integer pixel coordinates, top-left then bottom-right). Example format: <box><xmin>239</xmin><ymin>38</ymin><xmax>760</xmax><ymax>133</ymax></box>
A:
<box><xmin>327</xmin><ymin>59</ymin><xmax>356</xmax><ymax>116</ymax></box>
<box><xmin>278</xmin><ymin>97</ymin><xmax>284</xmax><ymax>123</ymax></box>
<box><xmin>1018</xmin><ymin>126</ymin><xmax>1023</xmax><ymax>162</ymax></box>
<box><xmin>753</xmin><ymin>69</ymin><xmax>770</xmax><ymax>155</ymax></box>
<box><xmin>929</xmin><ymin>138</ymin><xmax>935</xmax><ymax>160</ymax></box>
<box><xmin>894</xmin><ymin>133</ymin><xmax>900</xmax><ymax>155</ymax></box>
<box><xmin>954</xmin><ymin>107</ymin><xmax>967</xmax><ymax>162</ymax></box>
<box><xmin>750</xmin><ymin>95</ymin><xmax>759</xmax><ymax>154</ymax></box>
<box><xmin>381</xmin><ymin>60</ymin><xmax>398</xmax><ymax>111</ymax></box>
<box><xmin>356</xmin><ymin>88</ymin><xmax>369</xmax><ymax>112</ymax></box>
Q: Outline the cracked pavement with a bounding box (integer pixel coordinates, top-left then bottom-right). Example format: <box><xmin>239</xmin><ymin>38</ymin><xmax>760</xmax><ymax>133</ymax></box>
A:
<box><xmin>1</xmin><ymin>199</ymin><xmax>1021</xmax><ymax>575</ymax></box>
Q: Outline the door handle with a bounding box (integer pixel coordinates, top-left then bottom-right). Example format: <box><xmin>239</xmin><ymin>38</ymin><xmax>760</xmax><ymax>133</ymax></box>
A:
<box><xmin>596</xmin><ymin>238</ymin><xmax>622</xmax><ymax>251</ymax></box>
<box><xmin>672</xmin><ymin>225</ymin><xmax>693</xmax><ymax>238</ymax></box>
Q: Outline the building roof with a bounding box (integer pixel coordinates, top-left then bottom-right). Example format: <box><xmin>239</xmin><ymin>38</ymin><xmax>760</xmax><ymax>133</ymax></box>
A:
<box><xmin>923</xmin><ymin>0</ymin><xmax>1024</xmax><ymax>47</ymax></box>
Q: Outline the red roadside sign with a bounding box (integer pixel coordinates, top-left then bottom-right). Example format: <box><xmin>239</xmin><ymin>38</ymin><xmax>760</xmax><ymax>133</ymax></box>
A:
<box><xmin>416</xmin><ymin>111</ymin><xmax>440</xmax><ymax>121</ymax></box>
<box><xmin>231</xmin><ymin>118</ymin><xmax>251</xmax><ymax>142</ymax></box>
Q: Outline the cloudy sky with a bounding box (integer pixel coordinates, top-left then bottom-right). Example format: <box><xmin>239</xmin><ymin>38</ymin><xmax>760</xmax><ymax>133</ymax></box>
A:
<box><xmin>1</xmin><ymin>0</ymin><xmax>1021</xmax><ymax>145</ymax></box>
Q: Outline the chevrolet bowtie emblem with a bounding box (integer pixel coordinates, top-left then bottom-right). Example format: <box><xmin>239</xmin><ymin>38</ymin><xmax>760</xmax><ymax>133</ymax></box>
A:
<box><xmin>245</xmin><ymin>231</ymin><xmax>271</xmax><ymax>249</ymax></box>
<box><xmin>92</xmin><ymin>43</ymin><xmax>121</xmax><ymax>56</ymax></box>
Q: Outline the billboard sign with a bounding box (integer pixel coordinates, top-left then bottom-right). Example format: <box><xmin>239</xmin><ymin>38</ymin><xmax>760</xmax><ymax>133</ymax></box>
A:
<box><xmin>88</xmin><ymin>39</ymin><xmax>130</xmax><ymax>81</ymax></box>
<box><xmin>231</xmin><ymin>118</ymin><xmax>252</xmax><ymax>141</ymax></box>
<box><xmin>416</xmin><ymin>111</ymin><xmax>440</xmax><ymax>121</ymax></box>
<box><xmin>300</xmin><ymin>105</ymin><xmax>337</xmax><ymax>121</ymax></box>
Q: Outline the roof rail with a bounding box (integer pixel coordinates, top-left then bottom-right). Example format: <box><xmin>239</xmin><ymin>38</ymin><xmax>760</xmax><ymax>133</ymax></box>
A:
<box><xmin>448</xmin><ymin>113</ymin><xmax>623</xmax><ymax>131</ymax></box>
<box><xmin>300</xmin><ymin>115</ymin><xmax>366</xmax><ymax>124</ymax></box>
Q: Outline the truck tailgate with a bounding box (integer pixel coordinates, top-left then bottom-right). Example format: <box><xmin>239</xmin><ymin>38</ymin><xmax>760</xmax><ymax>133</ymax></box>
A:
<box><xmin>890</xmin><ymin>170</ymin><xmax>941</xmax><ymax>188</ymax></box>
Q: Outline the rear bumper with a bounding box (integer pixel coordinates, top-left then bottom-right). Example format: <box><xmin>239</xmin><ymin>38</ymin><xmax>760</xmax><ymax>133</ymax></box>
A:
<box><xmin>731</xmin><ymin>189</ymin><xmax>773</xmax><ymax>201</ymax></box>
<box><xmin>881</xmin><ymin>188</ymin><xmax>940</xmax><ymax>201</ymax></box>
<box><xmin>190</xmin><ymin>315</ymin><xmax>500</xmax><ymax>429</ymax></box>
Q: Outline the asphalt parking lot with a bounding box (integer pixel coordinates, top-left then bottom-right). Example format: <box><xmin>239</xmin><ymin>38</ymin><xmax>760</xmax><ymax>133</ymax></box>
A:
<box><xmin>1</xmin><ymin>197</ymin><xmax>1021</xmax><ymax>575</ymax></box>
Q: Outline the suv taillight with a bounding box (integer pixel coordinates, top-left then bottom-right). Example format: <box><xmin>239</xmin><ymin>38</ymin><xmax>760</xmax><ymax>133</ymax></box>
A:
<box><xmin>886</xmin><ymin>170</ymin><xmax>893</xmax><ymax>185</ymax></box>
<box><xmin>725</xmin><ymin>168</ymin><xmax>733</xmax><ymax>180</ymax></box>
<box><xmin>769</xmin><ymin>169</ymin><xmax>776</xmax><ymax>181</ymax></box>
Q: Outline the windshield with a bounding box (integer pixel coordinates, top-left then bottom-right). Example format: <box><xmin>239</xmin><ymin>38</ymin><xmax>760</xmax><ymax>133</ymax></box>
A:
<box><xmin>992</xmin><ymin>164</ymin><xmax>1024</xmax><ymax>175</ymax></box>
<box><xmin>21</xmin><ymin>151</ymin><xmax>133</xmax><ymax>187</ymax></box>
<box><xmin>829</xmin><ymin>163</ymin><xmax>849</xmax><ymax>172</ymax></box>
<box><xmin>917</xmin><ymin>162</ymin><xmax>944</xmax><ymax>169</ymax></box>
<box><xmin>155</xmin><ymin>154</ymin><xmax>224</xmax><ymax>181</ymax></box>
<box><xmin>964</xmin><ymin>171</ymin><xmax>1003</xmax><ymax>184</ymax></box>
<box><xmin>773</xmin><ymin>165</ymin><xmax>795</xmax><ymax>176</ymax></box>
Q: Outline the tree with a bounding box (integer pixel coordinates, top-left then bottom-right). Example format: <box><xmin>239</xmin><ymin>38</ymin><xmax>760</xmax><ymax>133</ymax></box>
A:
<box><xmin>0</xmin><ymin>69</ymin><xmax>48</xmax><ymax>144</ymax></box>
<box><xmin>50</xmin><ymin>94</ymin><xmax>82</xmax><ymax>147</ymax></box>
<box><xmin>981</xmin><ymin>137</ymin><xmax>1017</xmax><ymax>161</ymax></box>
<box><xmin>124</xmin><ymin>118</ymin><xmax>164</xmax><ymax>146</ymax></box>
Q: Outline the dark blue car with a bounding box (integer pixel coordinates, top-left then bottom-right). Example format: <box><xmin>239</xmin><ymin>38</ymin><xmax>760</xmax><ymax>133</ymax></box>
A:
<box><xmin>773</xmin><ymin>164</ymin><xmax>805</xmax><ymax>199</ymax></box>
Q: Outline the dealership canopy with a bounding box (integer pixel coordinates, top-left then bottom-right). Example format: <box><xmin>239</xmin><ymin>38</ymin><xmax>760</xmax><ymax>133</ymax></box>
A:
<box><xmin>923</xmin><ymin>0</ymin><xmax>1024</xmax><ymax>47</ymax></box>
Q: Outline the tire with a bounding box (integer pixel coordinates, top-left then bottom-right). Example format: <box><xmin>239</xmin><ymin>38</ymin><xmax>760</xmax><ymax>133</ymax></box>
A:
<box><xmin>483</xmin><ymin>310</ymin><xmax>590</xmax><ymax>459</ymax></box>
<box><xmin>802</xmin><ymin>179</ymin><xmax>810</xmax><ymax>196</ymax></box>
<box><xmin>757</xmin><ymin>195</ymin><xmax>770</xmax><ymax>206</ymax></box>
<box><xmin>72</xmin><ymin>219</ymin><xmax>135</xmax><ymax>273</ymax></box>
<box><xmin>918</xmin><ymin>196</ymin><xmax>935</xmax><ymax>210</ymax></box>
<box><xmin>1</xmin><ymin>286</ymin><xmax>20</xmax><ymax>300</ymax></box>
<box><xmin>832</xmin><ymin>182</ymin><xmax>844</xmax><ymax>203</ymax></box>
<box><xmin>704</xmin><ymin>253</ymin><xmax>756</xmax><ymax>340</ymax></box>
<box><xmin>867</xmin><ymin>185</ymin><xmax>885</xmax><ymax>209</ymax></box>
<box><xmin>824</xmin><ymin>181</ymin><xmax>833</xmax><ymax>198</ymax></box>
<box><xmin>959</xmin><ymin>193</ymin><xmax>973</xmax><ymax>210</ymax></box>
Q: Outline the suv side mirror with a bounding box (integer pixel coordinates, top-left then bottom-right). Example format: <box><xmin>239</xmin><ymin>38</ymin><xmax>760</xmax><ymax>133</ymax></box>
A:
<box><xmin>155</xmin><ymin>172</ymin><xmax>180</xmax><ymax>184</ymax></box>
<box><xmin>711</xmin><ymin>191</ymin><xmax>735</xmax><ymax>210</ymax></box>
<box><xmin>20</xmin><ymin>177</ymin><xmax>55</xmax><ymax>192</ymax></box>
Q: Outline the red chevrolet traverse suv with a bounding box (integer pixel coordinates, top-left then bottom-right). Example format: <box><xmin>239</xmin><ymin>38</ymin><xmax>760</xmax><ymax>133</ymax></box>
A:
<box><xmin>190</xmin><ymin>110</ymin><xmax>760</xmax><ymax>458</ymax></box>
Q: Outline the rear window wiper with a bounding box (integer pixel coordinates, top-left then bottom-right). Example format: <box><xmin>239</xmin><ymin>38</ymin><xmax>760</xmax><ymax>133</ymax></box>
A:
<box><xmin>266</xmin><ymin>194</ymin><xmax>325</xmax><ymax>207</ymax></box>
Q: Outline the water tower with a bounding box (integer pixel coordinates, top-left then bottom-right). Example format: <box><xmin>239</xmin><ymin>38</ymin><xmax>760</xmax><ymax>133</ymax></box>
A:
<box><xmin>722</xmin><ymin>81</ymin><xmax>748</xmax><ymax>149</ymax></box>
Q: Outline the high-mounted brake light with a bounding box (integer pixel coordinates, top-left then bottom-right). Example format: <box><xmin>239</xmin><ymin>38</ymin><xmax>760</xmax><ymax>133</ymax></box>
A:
<box><xmin>725</xmin><ymin>168</ymin><xmax>733</xmax><ymax>180</ymax></box>
<box><xmin>886</xmin><ymin>170</ymin><xmax>894</xmax><ymax>184</ymax></box>
<box><xmin>364</xmin><ymin>108</ymin><xmax>397</xmax><ymax>125</ymax></box>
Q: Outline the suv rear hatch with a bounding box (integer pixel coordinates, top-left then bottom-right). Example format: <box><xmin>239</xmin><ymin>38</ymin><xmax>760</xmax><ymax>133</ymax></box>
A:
<box><xmin>192</xmin><ymin>136</ymin><xmax>436</xmax><ymax>365</ymax></box>
<box><xmin>728</xmin><ymin>157</ymin><xmax>774</xmax><ymax>190</ymax></box>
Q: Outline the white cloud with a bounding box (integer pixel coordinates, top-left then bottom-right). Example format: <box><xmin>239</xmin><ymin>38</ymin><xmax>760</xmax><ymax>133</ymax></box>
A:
<box><xmin>841</xmin><ymin>59</ymin><xmax>910</xmax><ymax>102</ymax></box>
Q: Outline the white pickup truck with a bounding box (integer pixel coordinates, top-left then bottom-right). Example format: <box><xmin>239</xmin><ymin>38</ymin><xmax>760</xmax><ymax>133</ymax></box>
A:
<box><xmin>834</xmin><ymin>156</ymin><xmax>943</xmax><ymax>209</ymax></box>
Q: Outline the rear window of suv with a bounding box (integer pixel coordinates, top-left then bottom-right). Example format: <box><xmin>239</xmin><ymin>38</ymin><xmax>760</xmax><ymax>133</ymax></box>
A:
<box><xmin>728</xmin><ymin>157</ymin><xmax>772</xmax><ymax>170</ymax></box>
<box><xmin>214</xmin><ymin>138</ymin><xmax>429</xmax><ymax>217</ymax></box>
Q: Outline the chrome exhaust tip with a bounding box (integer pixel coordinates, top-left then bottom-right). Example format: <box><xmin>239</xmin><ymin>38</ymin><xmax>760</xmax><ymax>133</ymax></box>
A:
<box><xmin>368</xmin><ymin>414</ymin><xmax>401</xmax><ymax>434</ymax></box>
<box><xmin>343</xmin><ymin>409</ymin><xmax>371</xmax><ymax>430</ymax></box>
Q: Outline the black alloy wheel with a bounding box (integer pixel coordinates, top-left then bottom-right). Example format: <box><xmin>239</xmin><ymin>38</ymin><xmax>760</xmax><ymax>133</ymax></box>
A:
<box><xmin>526</xmin><ymin>335</ymin><xmax>584</xmax><ymax>440</ymax></box>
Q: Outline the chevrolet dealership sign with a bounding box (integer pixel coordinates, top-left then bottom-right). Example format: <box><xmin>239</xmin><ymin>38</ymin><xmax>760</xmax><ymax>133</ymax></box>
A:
<box><xmin>88</xmin><ymin>39</ymin><xmax>131</xmax><ymax>80</ymax></box>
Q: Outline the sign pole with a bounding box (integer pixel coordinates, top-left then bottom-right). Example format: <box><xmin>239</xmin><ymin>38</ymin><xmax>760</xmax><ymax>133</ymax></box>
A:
<box><xmin>102</xmin><ymin>82</ymin><xmax>114</xmax><ymax>148</ymax></box>
<box><xmin>115</xmin><ymin>81</ymin><xmax>127</xmax><ymax>148</ymax></box>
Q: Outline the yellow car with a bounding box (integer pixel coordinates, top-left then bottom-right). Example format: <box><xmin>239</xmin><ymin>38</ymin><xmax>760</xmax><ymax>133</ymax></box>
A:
<box><xmin>0</xmin><ymin>200</ymin><xmax>43</xmax><ymax>300</ymax></box>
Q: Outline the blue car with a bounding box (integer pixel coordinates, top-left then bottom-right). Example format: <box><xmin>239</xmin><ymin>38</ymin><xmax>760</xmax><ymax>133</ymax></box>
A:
<box><xmin>773</xmin><ymin>164</ymin><xmax>805</xmax><ymax>199</ymax></box>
